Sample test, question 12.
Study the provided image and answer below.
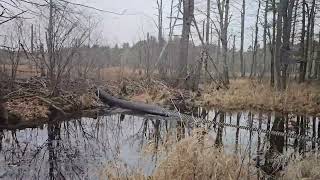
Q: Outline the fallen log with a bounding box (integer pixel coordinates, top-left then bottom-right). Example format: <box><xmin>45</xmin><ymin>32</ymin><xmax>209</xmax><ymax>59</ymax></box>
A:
<box><xmin>96</xmin><ymin>89</ymin><xmax>169</xmax><ymax>117</ymax></box>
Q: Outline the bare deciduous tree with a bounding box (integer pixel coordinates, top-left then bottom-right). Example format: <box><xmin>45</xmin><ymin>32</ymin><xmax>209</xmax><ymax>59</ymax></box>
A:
<box><xmin>250</xmin><ymin>0</ymin><xmax>261</xmax><ymax>77</ymax></box>
<box><xmin>45</xmin><ymin>0</ymin><xmax>89</xmax><ymax>95</ymax></box>
<box><xmin>240</xmin><ymin>0</ymin><xmax>246</xmax><ymax>77</ymax></box>
<box><xmin>177</xmin><ymin>0</ymin><xmax>194</xmax><ymax>87</ymax></box>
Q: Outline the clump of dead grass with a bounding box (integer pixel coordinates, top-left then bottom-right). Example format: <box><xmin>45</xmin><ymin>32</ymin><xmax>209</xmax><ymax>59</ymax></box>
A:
<box><xmin>101</xmin><ymin>128</ymin><xmax>250</xmax><ymax>180</ymax></box>
<box><xmin>151</xmin><ymin>133</ymin><xmax>248</xmax><ymax>180</ymax></box>
<box><xmin>202</xmin><ymin>79</ymin><xmax>320</xmax><ymax>116</ymax></box>
<box><xmin>282</xmin><ymin>154</ymin><xmax>320</xmax><ymax>180</ymax></box>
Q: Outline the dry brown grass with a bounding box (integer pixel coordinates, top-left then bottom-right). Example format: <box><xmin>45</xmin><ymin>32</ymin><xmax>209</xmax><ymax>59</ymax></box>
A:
<box><xmin>101</xmin><ymin>128</ymin><xmax>251</xmax><ymax>180</ymax></box>
<box><xmin>2</xmin><ymin>64</ymin><xmax>40</xmax><ymax>78</ymax></box>
<box><xmin>282</xmin><ymin>154</ymin><xmax>320</xmax><ymax>180</ymax></box>
<box><xmin>201</xmin><ymin>79</ymin><xmax>320</xmax><ymax>116</ymax></box>
<box><xmin>100</xmin><ymin>67</ymin><xmax>145</xmax><ymax>81</ymax></box>
<box><xmin>123</xmin><ymin>78</ymin><xmax>320</xmax><ymax>116</ymax></box>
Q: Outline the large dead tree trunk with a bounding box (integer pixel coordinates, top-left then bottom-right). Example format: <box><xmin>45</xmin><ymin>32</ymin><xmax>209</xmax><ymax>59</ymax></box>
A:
<box><xmin>157</xmin><ymin>0</ymin><xmax>166</xmax><ymax>77</ymax></box>
<box><xmin>275</xmin><ymin>0</ymin><xmax>283</xmax><ymax>89</ymax></box>
<box><xmin>261</xmin><ymin>0</ymin><xmax>269</xmax><ymax>78</ymax></box>
<box><xmin>216</xmin><ymin>31</ymin><xmax>221</xmax><ymax>65</ymax></box>
<box><xmin>315</xmin><ymin>32</ymin><xmax>320</xmax><ymax>79</ymax></box>
<box><xmin>299</xmin><ymin>0</ymin><xmax>306</xmax><ymax>82</ymax></box>
<box><xmin>178</xmin><ymin>0</ymin><xmax>194</xmax><ymax>87</ymax></box>
<box><xmin>250</xmin><ymin>0</ymin><xmax>261</xmax><ymax>77</ymax></box>
<box><xmin>204</xmin><ymin>0</ymin><xmax>210</xmax><ymax>81</ymax></box>
<box><xmin>240</xmin><ymin>0</ymin><xmax>246</xmax><ymax>77</ymax></box>
<box><xmin>280</xmin><ymin>0</ymin><xmax>295</xmax><ymax>90</ymax></box>
<box><xmin>232</xmin><ymin>35</ymin><xmax>236</xmax><ymax>77</ymax></box>
<box><xmin>291</xmin><ymin>0</ymin><xmax>299</xmax><ymax>46</ymax></box>
<box><xmin>47</xmin><ymin>0</ymin><xmax>56</xmax><ymax>94</ymax></box>
<box><xmin>222</xmin><ymin>0</ymin><xmax>230</xmax><ymax>84</ymax></box>
<box><xmin>307</xmin><ymin>0</ymin><xmax>316</xmax><ymax>78</ymax></box>
<box><xmin>271</xmin><ymin>0</ymin><xmax>276</xmax><ymax>87</ymax></box>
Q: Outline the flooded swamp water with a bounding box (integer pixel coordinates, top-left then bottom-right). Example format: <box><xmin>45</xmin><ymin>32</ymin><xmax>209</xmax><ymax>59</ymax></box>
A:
<box><xmin>0</xmin><ymin>108</ymin><xmax>319</xmax><ymax>179</ymax></box>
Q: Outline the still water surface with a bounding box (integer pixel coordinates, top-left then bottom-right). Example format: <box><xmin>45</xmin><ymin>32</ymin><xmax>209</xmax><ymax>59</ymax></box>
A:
<box><xmin>0</xmin><ymin>109</ymin><xmax>318</xmax><ymax>179</ymax></box>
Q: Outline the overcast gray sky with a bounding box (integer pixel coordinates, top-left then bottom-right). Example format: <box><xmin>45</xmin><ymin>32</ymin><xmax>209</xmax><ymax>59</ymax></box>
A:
<box><xmin>80</xmin><ymin>0</ymin><xmax>259</xmax><ymax>48</ymax></box>
<box><xmin>83</xmin><ymin>0</ymin><xmax>159</xmax><ymax>45</ymax></box>
<box><xmin>0</xmin><ymin>0</ymin><xmax>260</xmax><ymax>49</ymax></box>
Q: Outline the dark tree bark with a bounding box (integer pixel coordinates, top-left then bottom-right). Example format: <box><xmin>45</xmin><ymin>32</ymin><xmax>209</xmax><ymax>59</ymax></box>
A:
<box><xmin>314</xmin><ymin>32</ymin><xmax>320</xmax><ymax>79</ymax></box>
<box><xmin>235</xmin><ymin>112</ymin><xmax>241</xmax><ymax>153</ymax></box>
<box><xmin>271</xmin><ymin>0</ymin><xmax>276</xmax><ymax>87</ymax></box>
<box><xmin>275</xmin><ymin>0</ymin><xmax>283</xmax><ymax>89</ymax></box>
<box><xmin>263</xmin><ymin>113</ymin><xmax>284</xmax><ymax>174</ymax></box>
<box><xmin>280</xmin><ymin>0</ymin><xmax>295</xmax><ymax>90</ymax></box>
<box><xmin>299</xmin><ymin>0</ymin><xmax>306</xmax><ymax>82</ymax></box>
<box><xmin>215</xmin><ymin>112</ymin><xmax>225</xmax><ymax>147</ymax></box>
<box><xmin>261</xmin><ymin>0</ymin><xmax>269</xmax><ymax>78</ymax></box>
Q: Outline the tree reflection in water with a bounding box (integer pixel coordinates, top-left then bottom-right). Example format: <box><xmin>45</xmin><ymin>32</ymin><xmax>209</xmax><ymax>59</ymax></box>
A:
<box><xmin>0</xmin><ymin>109</ymin><xmax>318</xmax><ymax>179</ymax></box>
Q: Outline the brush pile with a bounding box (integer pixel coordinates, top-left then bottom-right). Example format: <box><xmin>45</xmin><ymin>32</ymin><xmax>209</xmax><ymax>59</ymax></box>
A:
<box><xmin>2</xmin><ymin>77</ymin><xmax>100</xmax><ymax>122</ymax></box>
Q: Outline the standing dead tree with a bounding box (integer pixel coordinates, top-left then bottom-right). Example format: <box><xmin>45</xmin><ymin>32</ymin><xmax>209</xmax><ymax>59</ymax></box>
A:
<box><xmin>315</xmin><ymin>32</ymin><xmax>320</xmax><ymax>79</ymax></box>
<box><xmin>299</xmin><ymin>0</ymin><xmax>306</xmax><ymax>82</ymax></box>
<box><xmin>307</xmin><ymin>0</ymin><xmax>316</xmax><ymax>78</ymax></box>
<box><xmin>260</xmin><ymin>0</ymin><xmax>269</xmax><ymax>78</ymax></box>
<box><xmin>270</xmin><ymin>0</ymin><xmax>276</xmax><ymax>87</ymax></box>
<box><xmin>156</xmin><ymin>0</ymin><xmax>166</xmax><ymax>78</ymax></box>
<box><xmin>231</xmin><ymin>35</ymin><xmax>236</xmax><ymax>78</ymax></box>
<box><xmin>177</xmin><ymin>0</ymin><xmax>194</xmax><ymax>87</ymax></box>
<box><xmin>216</xmin><ymin>0</ymin><xmax>230</xmax><ymax>85</ymax></box>
<box><xmin>250</xmin><ymin>0</ymin><xmax>261</xmax><ymax>77</ymax></box>
<box><xmin>240</xmin><ymin>0</ymin><xmax>246</xmax><ymax>77</ymax></box>
<box><xmin>275</xmin><ymin>0</ymin><xmax>295</xmax><ymax>90</ymax></box>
